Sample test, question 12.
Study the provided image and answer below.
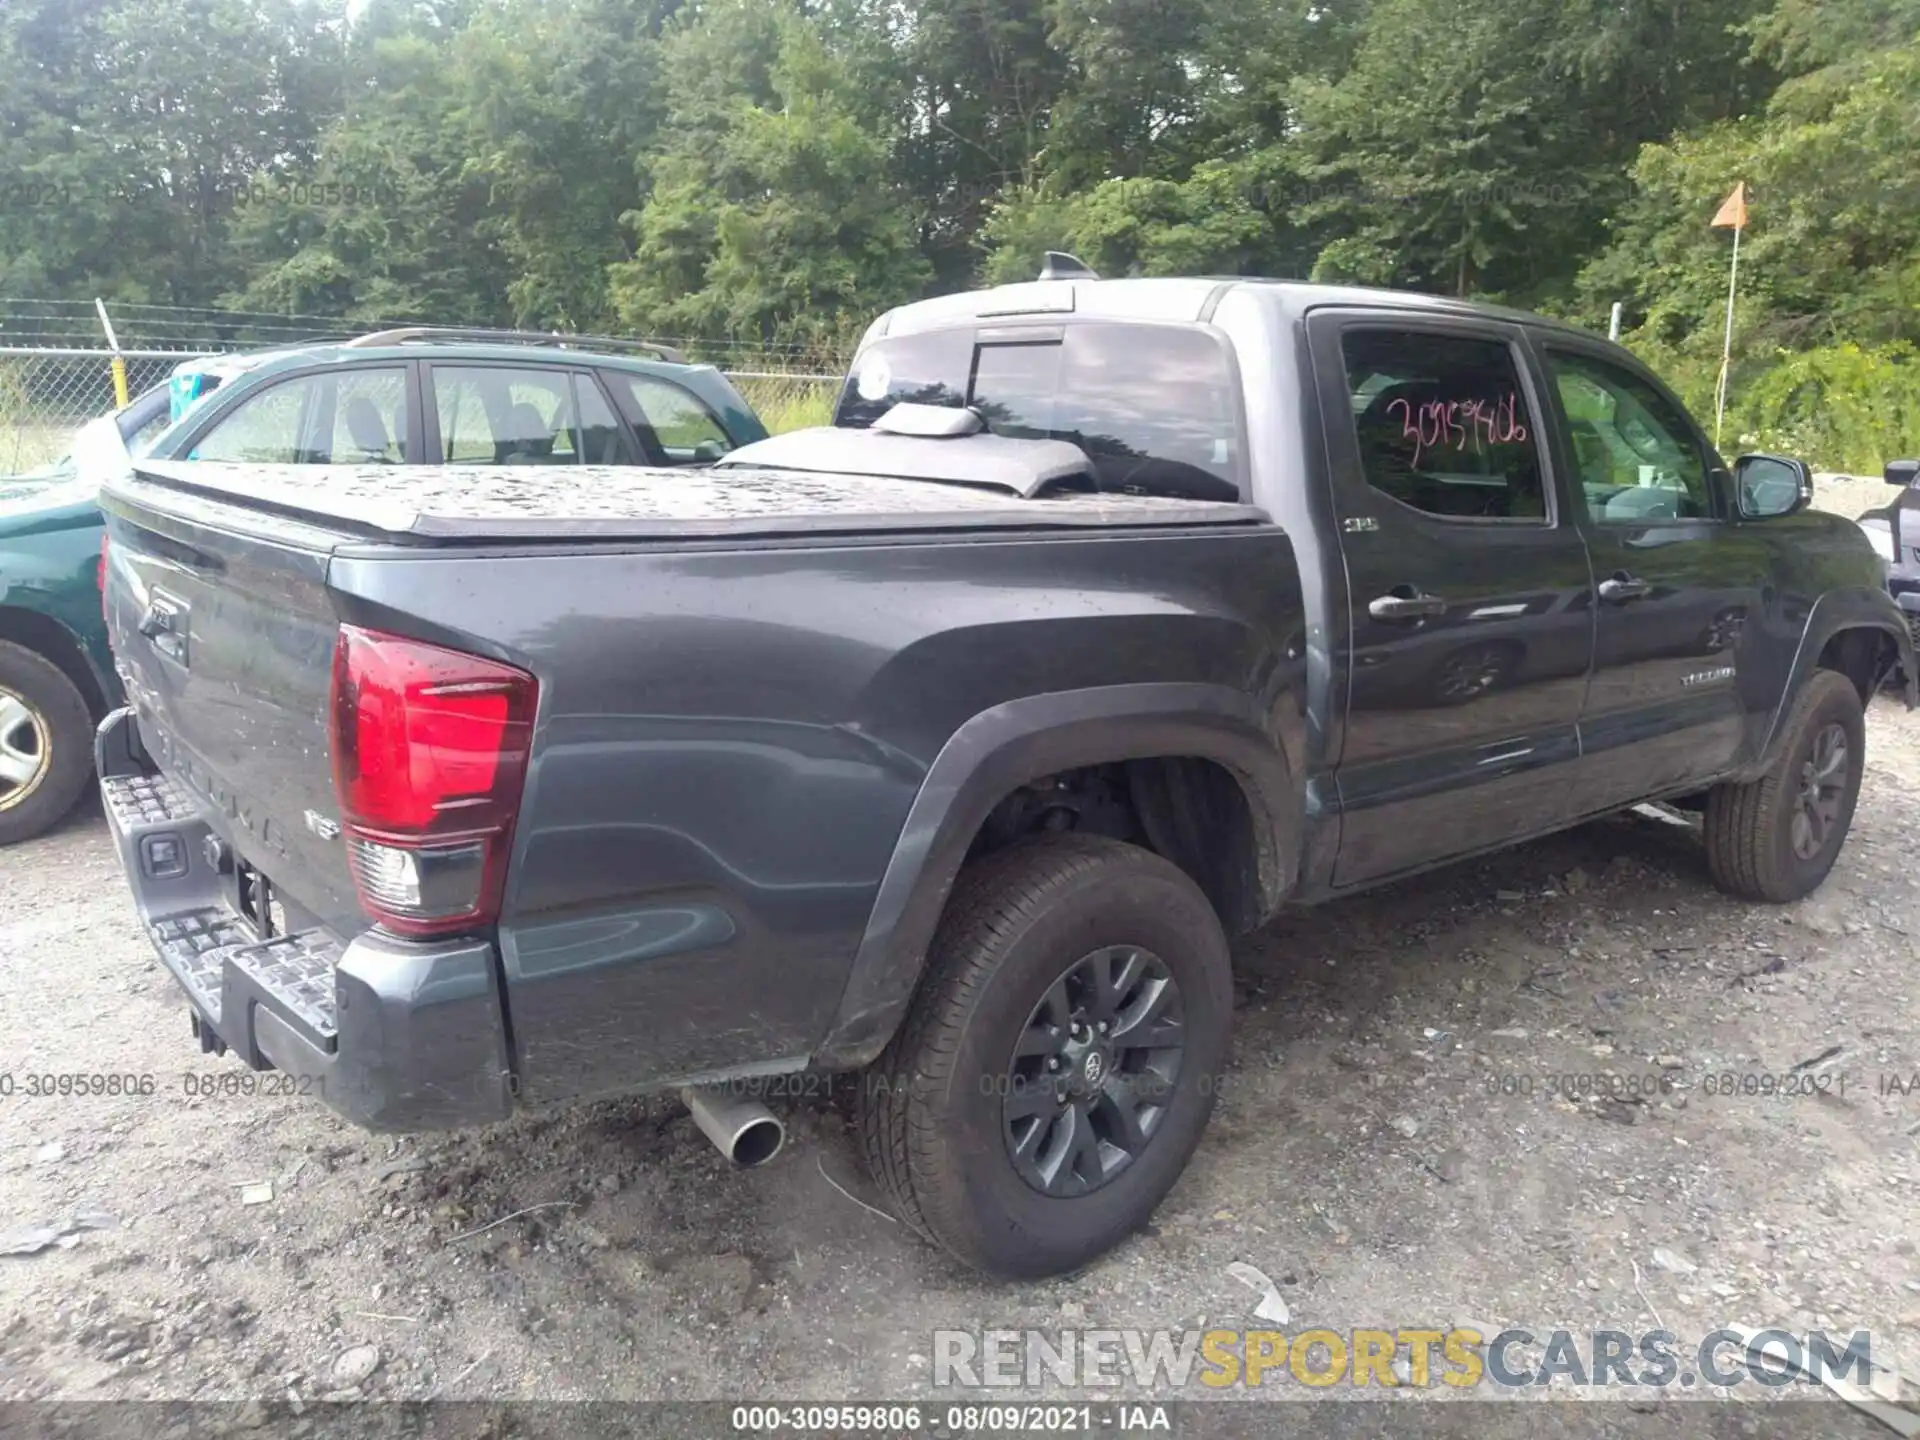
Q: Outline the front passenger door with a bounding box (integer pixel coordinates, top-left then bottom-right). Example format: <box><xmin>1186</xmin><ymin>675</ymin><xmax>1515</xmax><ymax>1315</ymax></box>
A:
<box><xmin>1539</xmin><ymin>343</ymin><xmax>1765</xmax><ymax>816</ymax></box>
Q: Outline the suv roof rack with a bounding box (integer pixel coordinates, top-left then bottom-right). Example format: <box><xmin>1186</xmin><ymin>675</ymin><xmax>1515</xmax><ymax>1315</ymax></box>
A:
<box><xmin>342</xmin><ymin>326</ymin><xmax>687</xmax><ymax>364</ymax></box>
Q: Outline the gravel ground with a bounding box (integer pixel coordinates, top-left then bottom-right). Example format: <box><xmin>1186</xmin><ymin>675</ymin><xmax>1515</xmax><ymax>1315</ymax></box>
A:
<box><xmin>2</xmin><ymin>650</ymin><xmax>1917</xmax><ymax>1428</ymax></box>
<box><xmin>1814</xmin><ymin>472</ymin><xmax>1898</xmax><ymax>524</ymax></box>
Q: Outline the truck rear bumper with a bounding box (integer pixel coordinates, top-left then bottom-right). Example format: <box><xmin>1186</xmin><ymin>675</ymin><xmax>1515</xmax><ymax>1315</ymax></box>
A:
<box><xmin>96</xmin><ymin>706</ymin><xmax>515</xmax><ymax>1132</ymax></box>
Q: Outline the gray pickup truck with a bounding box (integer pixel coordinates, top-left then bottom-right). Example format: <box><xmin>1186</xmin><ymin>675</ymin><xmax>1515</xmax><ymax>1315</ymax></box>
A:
<box><xmin>92</xmin><ymin>274</ymin><xmax>1913</xmax><ymax>1278</ymax></box>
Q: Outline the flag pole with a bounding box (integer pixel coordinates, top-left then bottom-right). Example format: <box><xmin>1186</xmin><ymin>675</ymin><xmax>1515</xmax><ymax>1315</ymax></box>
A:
<box><xmin>1714</xmin><ymin>216</ymin><xmax>1741</xmax><ymax>450</ymax></box>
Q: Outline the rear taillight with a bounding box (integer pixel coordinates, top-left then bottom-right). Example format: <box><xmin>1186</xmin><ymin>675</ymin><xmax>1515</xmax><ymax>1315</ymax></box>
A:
<box><xmin>99</xmin><ymin>533</ymin><xmax>110</xmax><ymax>622</ymax></box>
<box><xmin>328</xmin><ymin>625</ymin><xmax>537</xmax><ymax>938</ymax></box>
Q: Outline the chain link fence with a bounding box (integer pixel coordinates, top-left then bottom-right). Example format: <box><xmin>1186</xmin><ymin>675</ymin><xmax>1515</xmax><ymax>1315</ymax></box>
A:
<box><xmin>722</xmin><ymin>370</ymin><xmax>841</xmax><ymax>433</ymax></box>
<box><xmin>0</xmin><ymin>348</ymin><xmax>198</xmax><ymax>473</ymax></box>
<box><xmin>0</xmin><ymin>319</ymin><xmax>846</xmax><ymax>475</ymax></box>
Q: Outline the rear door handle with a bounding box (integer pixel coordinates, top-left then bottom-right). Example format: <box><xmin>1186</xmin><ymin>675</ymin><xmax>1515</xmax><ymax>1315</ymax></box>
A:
<box><xmin>1598</xmin><ymin>573</ymin><xmax>1652</xmax><ymax>603</ymax></box>
<box><xmin>1368</xmin><ymin>589</ymin><xmax>1448</xmax><ymax>621</ymax></box>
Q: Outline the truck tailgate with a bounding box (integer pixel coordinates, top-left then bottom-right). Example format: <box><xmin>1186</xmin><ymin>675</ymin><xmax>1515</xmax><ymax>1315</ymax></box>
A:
<box><xmin>102</xmin><ymin>496</ymin><xmax>361</xmax><ymax>936</ymax></box>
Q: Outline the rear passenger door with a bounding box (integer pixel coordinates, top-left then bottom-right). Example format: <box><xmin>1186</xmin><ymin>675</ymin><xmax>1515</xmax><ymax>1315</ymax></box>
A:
<box><xmin>1308</xmin><ymin>312</ymin><xmax>1594</xmax><ymax>887</ymax></box>
<box><xmin>1532</xmin><ymin>338</ymin><xmax>1765</xmax><ymax>814</ymax></box>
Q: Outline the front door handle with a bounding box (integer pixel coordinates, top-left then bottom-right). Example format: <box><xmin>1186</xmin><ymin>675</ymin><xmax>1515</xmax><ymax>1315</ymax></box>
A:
<box><xmin>1598</xmin><ymin>572</ymin><xmax>1652</xmax><ymax>603</ymax></box>
<box><xmin>1368</xmin><ymin>588</ymin><xmax>1448</xmax><ymax>622</ymax></box>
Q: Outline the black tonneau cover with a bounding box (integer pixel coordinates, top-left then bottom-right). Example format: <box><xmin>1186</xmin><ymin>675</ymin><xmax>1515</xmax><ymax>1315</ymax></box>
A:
<box><xmin>103</xmin><ymin>458</ymin><xmax>1267</xmax><ymax>543</ymax></box>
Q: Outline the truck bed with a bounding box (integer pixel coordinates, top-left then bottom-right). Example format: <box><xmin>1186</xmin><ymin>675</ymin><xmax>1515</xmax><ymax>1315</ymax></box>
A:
<box><xmin>94</xmin><ymin>441</ymin><xmax>1300</xmax><ymax>1125</ymax></box>
<box><xmin>114</xmin><ymin>459</ymin><xmax>1266</xmax><ymax>543</ymax></box>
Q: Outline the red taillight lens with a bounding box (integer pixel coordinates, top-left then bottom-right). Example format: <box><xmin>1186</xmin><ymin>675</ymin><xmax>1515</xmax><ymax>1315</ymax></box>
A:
<box><xmin>328</xmin><ymin>625</ymin><xmax>537</xmax><ymax>938</ymax></box>
<box><xmin>99</xmin><ymin>533</ymin><xmax>110</xmax><ymax>622</ymax></box>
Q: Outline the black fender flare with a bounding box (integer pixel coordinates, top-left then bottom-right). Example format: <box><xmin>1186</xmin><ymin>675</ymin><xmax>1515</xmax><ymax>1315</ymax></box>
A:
<box><xmin>814</xmin><ymin>682</ymin><xmax>1299</xmax><ymax>1069</ymax></box>
<box><xmin>1744</xmin><ymin>586</ymin><xmax>1915</xmax><ymax>779</ymax></box>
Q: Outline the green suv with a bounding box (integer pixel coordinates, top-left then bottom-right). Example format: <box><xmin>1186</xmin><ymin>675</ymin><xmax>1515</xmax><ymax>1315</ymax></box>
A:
<box><xmin>0</xmin><ymin>327</ymin><xmax>767</xmax><ymax>845</ymax></box>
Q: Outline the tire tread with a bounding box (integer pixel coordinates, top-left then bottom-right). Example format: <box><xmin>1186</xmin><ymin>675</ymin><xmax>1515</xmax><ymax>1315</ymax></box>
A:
<box><xmin>0</xmin><ymin>639</ymin><xmax>94</xmax><ymax>847</ymax></box>
<box><xmin>857</xmin><ymin>834</ymin><xmax>1217</xmax><ymax>1270</ymax></box>
<box><xmin>1703</xmin><ymin>669</ymin><xmax>1861</xmax><ymax>903</ymax></box>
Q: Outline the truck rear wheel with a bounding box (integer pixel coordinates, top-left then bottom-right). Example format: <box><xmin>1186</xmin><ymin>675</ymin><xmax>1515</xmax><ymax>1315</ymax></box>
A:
<box><xmin>857</xmin><ymin>833</ymin><xmax>1232</xmax><ymax>1277</ymax></box>
<box><xmin>1703</xmin><ymin>669</ymin><xmax>1865</xmax><ymax>903</ymax></box>
<box><xmin>0</xmin><ymin>640</ymin><xmax>94</xmax><ymax>847</ymax></box>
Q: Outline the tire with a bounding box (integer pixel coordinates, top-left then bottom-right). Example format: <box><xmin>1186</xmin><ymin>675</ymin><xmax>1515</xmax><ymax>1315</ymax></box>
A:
<box><xmin>1703</xmin><ymin>669</ymin><xmax>1865</xmax><ymax>903</ymax></box>
<box><xmin>857</xmin><ymin>833</ymin><xmax>1232</xmax><ymax>1278</ymax></box>
<box><xmin>0</xmin><ymin>640</ymin><xmax>95</xmax><ymax>847</ymax></box>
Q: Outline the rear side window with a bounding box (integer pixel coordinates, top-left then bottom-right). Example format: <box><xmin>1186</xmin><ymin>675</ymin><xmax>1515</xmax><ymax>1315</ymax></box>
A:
<box><xmin>1339</xmin><ymin>329</ymin><xmax>1546</xmax><ymax>521</ymax></box>
<box><xmin>835</xmin><ymin>323</ymin><xmax>1242</xmax><ymax>501</ymax></box>
<box><xmin>189</xmin><ymin>367</ymin><xmax>409</xmax><ymax>465</ymax></box>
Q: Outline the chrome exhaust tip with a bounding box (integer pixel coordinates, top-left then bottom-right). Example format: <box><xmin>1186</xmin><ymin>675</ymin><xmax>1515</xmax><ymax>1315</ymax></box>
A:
<box><xmin>680</xmin><ymin>1085</ymin><xmax>786</xmax><ymax>1167</ymax></box>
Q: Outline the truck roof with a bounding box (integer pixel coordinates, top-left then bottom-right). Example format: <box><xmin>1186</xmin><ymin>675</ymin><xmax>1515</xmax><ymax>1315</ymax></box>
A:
<box><xmin>871</xmin><ymin>275</ymin><xmax>1598</xmax><ymax>344</ymax></box>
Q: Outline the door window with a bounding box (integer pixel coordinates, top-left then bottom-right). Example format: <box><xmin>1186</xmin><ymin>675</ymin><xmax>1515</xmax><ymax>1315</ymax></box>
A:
<box><xmin>188</xmin><ymin>367</ymin><xmax>408</xmax><ymax>464</ymax></box>
<box><xmin>433</xmin><ymin>366</ymin><xmax>579</xmax><ymax>465</ymax></box>
<box><xmin>1545</xmin><ymin>350</ymin><xmax>1712</xmax><ymax>522</ymax></box>
<box><xmin>1339</xmin><ymin>330</ymin><xmax>1547</xmax><ymax>521</ymax></box>
<box><xmin>189</xmin><ymin>376</ymin><xmax>315</xmax><ymax>463</ymax></box>
<box><xmin>617</xmin><ymin>375</ymin><xmax>733</xmax><ymax>463</ymax></box>
<box><xmin>325</xmin><ymin>369</ymin><xmax>410</xmax><ymax>464</ymax></box>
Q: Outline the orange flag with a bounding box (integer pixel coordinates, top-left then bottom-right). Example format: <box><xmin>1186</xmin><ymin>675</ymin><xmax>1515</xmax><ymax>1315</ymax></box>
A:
<box><xmin>1711</xmin><ymin>182</ymin><xmax>1748</xmax><ymax>230</ymax></box>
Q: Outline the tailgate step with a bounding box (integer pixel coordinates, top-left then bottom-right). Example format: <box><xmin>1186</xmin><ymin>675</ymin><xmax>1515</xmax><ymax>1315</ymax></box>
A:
<box><xmin>150</xmin><ymin>908</ymin><xmax>253</xmax><ymax>1024</ymax></box>
<box><xmin>102</xmin><ymin>771</ymin><xmax>201</xmax><ymax>830</ymax></box>
<box><xmin>148</xmin><ymin>912</ymin><xmax>343</xmax><ymax>1053</ymax></box>
<box><xmin>225</xmin><ymin>930</ymin><xmax>340</xmax><ymax>1046</ymax></box>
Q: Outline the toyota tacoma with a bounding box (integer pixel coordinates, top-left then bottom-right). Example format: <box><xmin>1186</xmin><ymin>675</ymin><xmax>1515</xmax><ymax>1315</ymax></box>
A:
<box><xmin>89</xmin><ymin>273</ymin><xmax>1914</xmax><ymax>1278</ymax></box>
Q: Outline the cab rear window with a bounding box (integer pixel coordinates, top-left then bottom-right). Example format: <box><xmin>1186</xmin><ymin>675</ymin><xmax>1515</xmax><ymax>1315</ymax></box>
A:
<box><xmin>834</xmin><ymin>322</ymin><xmax>1243</xmax><ymax>501</ymax></box>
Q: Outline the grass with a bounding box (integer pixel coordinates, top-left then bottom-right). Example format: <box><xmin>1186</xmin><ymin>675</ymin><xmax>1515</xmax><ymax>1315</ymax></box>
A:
<box><xmin>0</xmin><ymin>420</ymin><xmax>74</xmax><ymax>476</ymax></box>
<box><xmin>730</xmin><ymin>375</ymin><xmax>838</xmax><ymax>434</ymax></box>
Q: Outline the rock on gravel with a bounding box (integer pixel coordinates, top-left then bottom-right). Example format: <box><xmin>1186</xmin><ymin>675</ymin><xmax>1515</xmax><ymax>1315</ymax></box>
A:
<box><xmin>1651</xmin><ymin>1247</ymin><xmax>1698</xmax><ymax>1275</ymax></box>
<box><xmin>330</xmin><ymin>1344</ymin><xmax>381</xmax><ymax>1387</ymax></box>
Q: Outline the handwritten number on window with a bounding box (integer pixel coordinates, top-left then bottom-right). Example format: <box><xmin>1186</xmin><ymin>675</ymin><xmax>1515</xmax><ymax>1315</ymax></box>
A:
<box><xmin>1385</xmin><ymin>393</ymin><xmax>1529</xmax><ymax>469</ymax></box>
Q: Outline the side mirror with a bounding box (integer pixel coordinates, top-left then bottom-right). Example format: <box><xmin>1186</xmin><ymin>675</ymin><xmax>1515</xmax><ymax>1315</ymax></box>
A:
<box><xmin>1885</xmin><ymin>458</ymin><xmax>1919</xmax><ymax>487</ymax></box>
<box><xmin>1734</xmin><ymin>453</ymin><xmax>1812</xmax><ymax>519</ymax></box>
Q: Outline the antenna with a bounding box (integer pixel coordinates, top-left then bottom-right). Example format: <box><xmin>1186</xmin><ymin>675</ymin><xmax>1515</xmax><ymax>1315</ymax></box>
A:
<box><xmin>1038</xmin><ymin>252</ymin><xmax>1099</xmax><ymax>282</ymax></box>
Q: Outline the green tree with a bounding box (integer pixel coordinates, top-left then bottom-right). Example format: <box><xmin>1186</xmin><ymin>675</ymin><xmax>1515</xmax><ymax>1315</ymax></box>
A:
<box><xmin>610</xmin><ymin>0</ymin><xmax>928</xmax><ymax>349</ymax></box>
<box><xmin>0</xmin><ymin>0</ymin><xmax>341</xmax><ymax>308</ymax></box>
<box><xmin>456</xmin><ymin>0</ymin><xmax>680</xmax><ymax>329</ymax></box>
<box><xmin>223</xmin><ymin>3</ymin><xmax>514</xmax><ymax>323</ymax></box>
<box><xmin>1288</xmin><ymin>0</ymin><xmax>1759</xmax><ymax>299</ymax></box>
<box><xmin>1582</xmin><ymin>36</ymin><xmax>1920</xmax><ymax>359</ymax></box>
